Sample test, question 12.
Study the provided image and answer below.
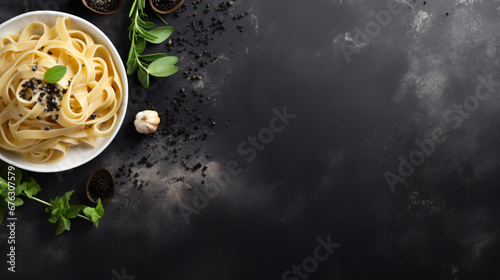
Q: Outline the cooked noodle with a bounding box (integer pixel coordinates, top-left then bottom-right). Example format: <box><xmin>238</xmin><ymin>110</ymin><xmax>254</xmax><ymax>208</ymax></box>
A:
<box><xmin>0</xmin><ymin>17</ymin><xmax>123</xmax><ymax>163</ymax></box>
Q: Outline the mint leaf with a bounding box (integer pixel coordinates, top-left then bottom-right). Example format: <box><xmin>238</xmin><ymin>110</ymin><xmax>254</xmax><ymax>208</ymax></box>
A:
<box><xmin>83</xmin><ymin>198</ymin><xmax>104</xmax><ymax>227</ymax></box>
<box><xmin>11</xmin><ymin>197</ymin><xmax>23</xmax><ymax>207</ymax></box>
<box><xmin>44</xmin><ymin>190</ymin><xmax>80</xmax><ymax>235</ymax></box>
<box><xmin>55</xmin><ymin>216</ymin><xmax>71</xmax><ymax>235</ymax></box>
<box><xmin>1</xmin><ymin>160</ymin><xmax>107</xmax><ymax>234</ymax></box>
<box><xmin>15</xmin><ymin>182</ymin><xmax>26</xmax><ymax>197</ymax></box>
<box><xmin>44</xmin><ymin>65</ymin><xmax>67</xmax><ymax>84</ymax></box>
<box><xmin>48</xmin><ymin>213</ymin><xmax>58</xmax><ymax>223</ymax></box>
<box><xmin>22</xmin><ymin>177</ymin><xmax>41</xmax><ymax>198</ymax></box>
<box><xmin>60</xmin><ymin>190</ymin><xmax>73</xmax><ymax>206</ymax></box>
<box><xmin>0</xmin><ymin>177</ymin><xmax>7</xmax><ymax>193</ymax></box>
<box><xmin>66</xmin><ymin>205</ymin><xmax>86</xmax><ymax>219</ymax></box>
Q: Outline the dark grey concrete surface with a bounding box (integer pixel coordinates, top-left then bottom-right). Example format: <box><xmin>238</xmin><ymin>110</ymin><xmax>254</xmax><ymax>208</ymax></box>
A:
<box><xmin>1</xmin><ymin>0</ymin><xmax>500</xmax><ymax>279</ymax></box>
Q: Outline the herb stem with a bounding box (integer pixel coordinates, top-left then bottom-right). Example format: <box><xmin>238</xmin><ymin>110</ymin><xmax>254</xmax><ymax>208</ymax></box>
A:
<box><xmin>27</xmin><ymin>195</ymin><xmax>52</xmax><ymax>207</ymax></box>
<box><xmin>126</xmin><ymin>0</ymin><xmax>177</xmax><ymax>88</ymax></box>
<box><xmin>24</xmin><ymin>194</ymin><xmax>93</xmax><ymax>223</ymax></box>
<box><xmin>131</xmin><ymin>6</ymin><xmax>149</xmax><ymax>74</ymax></box>
<box><xmin>77</xmin><ymin>213</ymin><xmax>93</xmax><ymax>222</ymax></box>
<box><xmin>154</xmin><ymin>10</ymin><xmax>168</xmax><ymax>25</ymax></box>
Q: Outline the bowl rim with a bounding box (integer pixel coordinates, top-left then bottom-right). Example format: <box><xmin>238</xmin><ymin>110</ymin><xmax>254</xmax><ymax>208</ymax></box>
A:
<box><xmin>0</xmin><ymin>11</ymin><xmax>129</xmax><ymax>173</ymax></box>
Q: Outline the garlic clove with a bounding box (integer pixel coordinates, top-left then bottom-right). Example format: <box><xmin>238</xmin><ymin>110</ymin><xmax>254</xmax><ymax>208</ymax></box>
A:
<box><xmin>134</xmin><ymin>110</ymin><xmax>160</xmax><ymax>134</ymax></box>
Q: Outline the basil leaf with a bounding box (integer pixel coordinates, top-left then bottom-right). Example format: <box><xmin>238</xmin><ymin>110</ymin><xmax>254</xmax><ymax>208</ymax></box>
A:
<box><xmin>140</xmin><ymin>53</ymin><xmax>167</xmax><ymax>62</ymax></box>
<box><xmin>44</xmin><ymin>65</ymin><xmax>67</xmax><ymax>84</ymax></box>
<box><xmin>148</xmin><ymin>56</ymin><xmax>178</xmax><ymax>77</ymax></box>
<box><xmin>138</xmin><ymin>67</ymin><xmax>149</xmax><ymax>88</ymax></box>
<box><xmin>145</xmin><ymin>26</ymin><xmax>173</xmax><ymax>44</ymax></box>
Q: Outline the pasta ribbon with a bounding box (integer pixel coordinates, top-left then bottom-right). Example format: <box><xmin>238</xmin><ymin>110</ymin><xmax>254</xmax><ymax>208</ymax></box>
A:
<box><xmin>0</xmin><ymin>17</ymin><xmax>123</xmax><ymax>163</ymax></box>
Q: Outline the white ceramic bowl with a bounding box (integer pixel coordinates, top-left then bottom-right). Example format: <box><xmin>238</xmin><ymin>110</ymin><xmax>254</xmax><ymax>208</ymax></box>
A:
<box><xmin>0</xmin><ymin>11</ymin><xmax>128</xmax><ymax>173</ymax></box>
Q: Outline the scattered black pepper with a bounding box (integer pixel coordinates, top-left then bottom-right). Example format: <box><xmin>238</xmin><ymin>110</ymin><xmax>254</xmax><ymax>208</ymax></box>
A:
<box><xmin>113</xmin><ymin>0</ymin><xmax>247</xmax><ymax>189</ymax></box>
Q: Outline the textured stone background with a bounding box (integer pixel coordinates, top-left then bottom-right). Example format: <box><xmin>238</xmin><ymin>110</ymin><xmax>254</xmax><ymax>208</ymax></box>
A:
<box><xmin>1</xmin><ymin>0</ymin><xmax>500</xmax><ymax>279</ymax></box>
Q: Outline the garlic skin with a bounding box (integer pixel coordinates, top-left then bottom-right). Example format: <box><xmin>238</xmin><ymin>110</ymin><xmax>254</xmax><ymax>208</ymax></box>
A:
<box><xmin>134</xmin><ymin>110</ymin><xmax>160</xmax><ymax>134</ymax></box>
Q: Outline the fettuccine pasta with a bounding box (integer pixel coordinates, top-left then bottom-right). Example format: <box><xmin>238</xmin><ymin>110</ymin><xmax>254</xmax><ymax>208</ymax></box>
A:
<box><xmin>0</xmin><ymin>17</ymin><xmax>123</xmax><ymax>163</ymax></box>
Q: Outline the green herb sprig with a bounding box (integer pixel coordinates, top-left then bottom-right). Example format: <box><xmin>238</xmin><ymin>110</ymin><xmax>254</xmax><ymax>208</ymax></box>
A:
<box><xmin>0</xmin><ymin>162</ymin><xmax>104</xmax><ymax>235</ymax></box>
<box><xmin>127</xmin><ymin>0</ymin><xmax>178</xmax><ymax>88</ymax></box>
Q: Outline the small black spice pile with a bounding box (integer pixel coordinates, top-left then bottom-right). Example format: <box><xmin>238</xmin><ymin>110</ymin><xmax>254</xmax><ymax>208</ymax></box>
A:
<box><xmin>20</xmin><ymin>76</ymin><xmax>66</xmax><ymax>120</ymax></box>
<box><xmin>87</xmin><ymin>0</ymin><xmax>120</xmax><ymax>13</ymax></box>
<box><xmin>152</xmin><ymin>0</ymin><xmax>179</xmax><ymax>11</ymax></box>
<box><xmin>88</xmin><ymin>170</ymin><xmax>114</xmax><ymax>202</ymax></box>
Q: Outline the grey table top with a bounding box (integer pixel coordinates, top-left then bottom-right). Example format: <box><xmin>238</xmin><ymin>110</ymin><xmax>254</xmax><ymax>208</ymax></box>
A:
<box><xmin>1</xmin><ymin>0</ymin><xmax>500</xmax><ymax>279</ymax></box>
